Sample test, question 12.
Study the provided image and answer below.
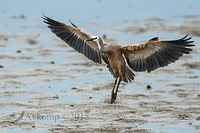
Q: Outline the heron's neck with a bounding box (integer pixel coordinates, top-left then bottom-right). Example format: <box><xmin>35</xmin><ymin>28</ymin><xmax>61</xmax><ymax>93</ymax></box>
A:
<box><xmin>97</xmin><ymin>42</ymin><xmax>104</xmax><ymax>51</ymax></box>
<box><xmin>96</xmin><ymin>37</ymin><xmax>105</xmax><ymax>52</ymax></box>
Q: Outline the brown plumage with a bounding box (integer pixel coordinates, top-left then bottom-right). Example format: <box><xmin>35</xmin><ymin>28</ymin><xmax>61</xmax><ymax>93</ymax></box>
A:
<box><xmin>43</xmin><ymin>16</ymin><xmax>194</xmax><ymax>104</ymax></box>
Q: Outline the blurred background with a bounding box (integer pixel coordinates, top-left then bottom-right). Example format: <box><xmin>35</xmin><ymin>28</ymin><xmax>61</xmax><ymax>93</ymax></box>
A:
<box><xmin>1</xmin><ymin>0</ymin><xmax>200</xmax><ymax>41</ymax></box>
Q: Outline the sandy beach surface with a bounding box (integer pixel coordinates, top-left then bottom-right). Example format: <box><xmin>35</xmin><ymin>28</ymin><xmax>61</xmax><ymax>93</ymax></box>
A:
<box><xmin>0</xmin><ymin>0</ymin><xmax>200</xmax><ymax>132</ymax></box>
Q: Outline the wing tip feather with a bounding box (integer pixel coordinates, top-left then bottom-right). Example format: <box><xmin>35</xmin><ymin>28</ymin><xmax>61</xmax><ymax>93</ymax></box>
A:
<box><xmin>69</xmin><ymin>19</ymin><xmax>78</xmax><ymax>28</ymax></box>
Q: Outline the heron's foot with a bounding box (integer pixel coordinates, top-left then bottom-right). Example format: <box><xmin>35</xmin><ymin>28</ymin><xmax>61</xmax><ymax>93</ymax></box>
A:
<box><xmin>110</xmin><ymin>92</ymin><xmax>117</xmax><ymax>104</ymax></box>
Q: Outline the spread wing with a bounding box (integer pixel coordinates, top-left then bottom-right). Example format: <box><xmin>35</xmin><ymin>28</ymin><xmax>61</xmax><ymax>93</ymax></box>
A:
<box><xmin>121</xmin><ymin>35</ymin><xmax>194</xmax><ymax>73</ymax></box>
<box><xmin>42</xmin><ymin>16</ymin><xmax>108</xmax><ymax>64</ymax></box>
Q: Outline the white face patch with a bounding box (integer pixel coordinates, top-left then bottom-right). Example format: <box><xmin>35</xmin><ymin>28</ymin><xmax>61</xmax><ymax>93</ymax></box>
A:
<box><xmin>91</xmin><ymin>36</ymin><xmax>98</xmax><ymax>41</ymax></box>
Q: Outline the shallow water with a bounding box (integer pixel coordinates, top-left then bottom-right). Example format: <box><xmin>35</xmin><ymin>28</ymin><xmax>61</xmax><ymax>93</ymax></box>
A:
<box><xmin>1</xmin><ymin>0</ymin><xmax>200</xmax><ymax>133</ymax></box>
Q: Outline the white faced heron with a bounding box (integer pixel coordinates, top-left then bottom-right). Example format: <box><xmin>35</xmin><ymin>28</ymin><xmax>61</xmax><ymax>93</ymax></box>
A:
<box><xmin>43</xmin><ymin>16</ymin><xmax>194</xmax><ymax>104</ymax></box>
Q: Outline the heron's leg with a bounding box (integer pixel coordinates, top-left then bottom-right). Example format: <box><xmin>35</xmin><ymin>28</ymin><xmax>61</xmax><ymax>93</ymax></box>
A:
<box><xmin>111</xmin><ymin>72</ymin><xmax>118</xmax><ymax>102</ymax></box>
<box><xmin>111</xmin><ymin>76</ymin><xmax>121</xmax><ymax>104</ymax></box>
<box><xmin>115</xmin><ymin>76</ymin><xmax>122</xmax><ymax>96</ymax></box>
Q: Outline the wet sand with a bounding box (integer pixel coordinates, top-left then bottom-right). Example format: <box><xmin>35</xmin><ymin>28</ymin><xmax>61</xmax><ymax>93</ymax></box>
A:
<box><xmin>1</xmin><ymin>6</ymin><xmax>200</xmax><ymax>133</ymax></box>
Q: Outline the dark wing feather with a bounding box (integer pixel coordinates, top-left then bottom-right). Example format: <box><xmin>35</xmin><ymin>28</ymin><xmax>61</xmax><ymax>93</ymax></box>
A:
<box><xmin>121</xmin><ymin>35</ymin><xmax>194</xmax><ymax>73</ymax></box>
<box><xmin>42</xmin><ymin>16</ymin><xmax>106</xmax><ymax>64</ymax></box>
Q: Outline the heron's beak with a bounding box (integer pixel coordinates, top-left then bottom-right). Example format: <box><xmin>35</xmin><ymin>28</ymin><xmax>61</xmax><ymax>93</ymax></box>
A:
<box><xmin>87</xmin><ymin>38</ymin><xmax>95</xmax><ymax>42</ymax></box>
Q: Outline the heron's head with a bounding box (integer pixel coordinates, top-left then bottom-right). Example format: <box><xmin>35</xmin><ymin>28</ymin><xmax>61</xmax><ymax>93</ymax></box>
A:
<box><xmin>87</xmin><ymin>36</ymin><xmax>104</xmax><ymax>50</ymax></box>
<box><xmin>87</xmin><ymin>36</ymin><xmax>100</xmax><ymax>42</ymax></box>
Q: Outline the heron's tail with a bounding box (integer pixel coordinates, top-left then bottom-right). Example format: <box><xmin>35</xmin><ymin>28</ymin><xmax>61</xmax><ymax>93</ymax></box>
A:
<box><xmin>122</xmin><ymin>66</ymin><xmax>135</xmax><ymax>83</ymax></box>
<box><xmin>107</xmin><ymin>64</ymin><xmax>134</xmax><ymax>83</ymax></box>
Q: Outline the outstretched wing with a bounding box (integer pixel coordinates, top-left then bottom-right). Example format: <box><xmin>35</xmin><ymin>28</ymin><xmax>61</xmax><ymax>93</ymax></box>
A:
<box><xmin>121</xmin><ymin>35</ymin><xmax>194</xmax><ymax>73</ymax></box>
<box><xmin>42</xmin><ymin>16</ymin><xmax>106</xmax><ymax>64</ymax></box>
